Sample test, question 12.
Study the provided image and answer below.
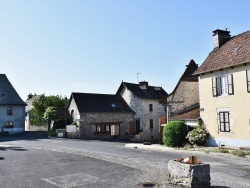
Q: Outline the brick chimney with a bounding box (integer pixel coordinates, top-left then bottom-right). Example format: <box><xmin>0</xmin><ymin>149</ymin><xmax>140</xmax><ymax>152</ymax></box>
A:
<box><xmin>213</xmin><ymin>29</ymin><xmax>231</xmax><ymax>49</ymax></box>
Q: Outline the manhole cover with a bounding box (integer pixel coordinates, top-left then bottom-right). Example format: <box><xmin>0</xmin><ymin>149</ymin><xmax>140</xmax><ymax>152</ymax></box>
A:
<box><xmin>139</xmin><ymin>182</ymin><xmax>158</xmax><ymax>187</ymax></box>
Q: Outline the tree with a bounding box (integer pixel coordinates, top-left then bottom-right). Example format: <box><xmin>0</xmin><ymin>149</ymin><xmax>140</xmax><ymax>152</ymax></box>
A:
<box><xmin>30</xmin><ymin>94</ymin><xmax>67</xmax><ymax>127</ymax></box>
<box><xmin>43</xmin><ymin>107</ymin><xmax>57</xmax><ymax>131</ymax></box>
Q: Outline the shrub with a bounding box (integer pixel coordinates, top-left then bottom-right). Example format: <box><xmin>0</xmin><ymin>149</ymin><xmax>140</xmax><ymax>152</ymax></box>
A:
<box><xmin>47</xmin><ymin>130</ymin><xmax>56</xmax><ymax>137</ymax></box>
<box><xmin>53</xmin><ymin>119</ymin><xmax>66</xmax><ymax>130</ymax></box>
<box><xmin>71</xmin><ymin>121</ymin><xmax>77</xmax><ymax>125</ymax></box>
<box><xmin>186</xmin><ymin>126</ymin><xmax>209</xmax><ymax>146</ymax></box>
<box><xmin>231</xmin><ymin>149</ymin><xmax>250</xmax><ymax>157</ymax></box>
<box><xmin>162</xmin><ymin>121</ymin><xmax>188</xmax><ymax>147</ymax></box>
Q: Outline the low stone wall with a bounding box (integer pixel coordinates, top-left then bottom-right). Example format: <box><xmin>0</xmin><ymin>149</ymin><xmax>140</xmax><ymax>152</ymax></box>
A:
<box><xmin>168</xmin><ymin>160</ymin><xmax>210</xmax><ymax>188</ymax></box>
<box><xmin>26</xmin><ymin>125</ymin><xmax>48</xmax><ymax>131</ymax></box>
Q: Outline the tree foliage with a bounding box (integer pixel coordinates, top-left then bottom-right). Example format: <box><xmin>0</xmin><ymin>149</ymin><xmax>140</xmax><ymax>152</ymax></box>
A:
<box><xmin>30</xmin><ymin>94</ymin><xmax>66</xmax><ymax>126</ymax></box>
<box><xmin>162</xmin><ymin>121</ymin><xmax>188</xmax><ymax>147</ymax></box>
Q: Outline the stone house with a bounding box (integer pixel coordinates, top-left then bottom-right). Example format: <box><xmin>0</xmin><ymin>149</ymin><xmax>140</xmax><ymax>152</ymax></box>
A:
<box><xmin>0</xmin><ymin>74</ymin><xmax>26</xmax><ymax>133</ymax></box>
<box><xmin>116</xmin><ymin>81</ymin><xmax>168</xmax><ymax>141</ymax></box>
<box><xmin>25</xmin><ymin>93</ymin><xmax>41</xmax><ymax>130</ymax></box>
<box><xmin>68</xmin><ymin>92</ymin><xmax>134</xmax><ymax>140</ymax></box>
<box><xmin>160</xmin><ymin>60</ymin><xmax>200</xmax><ymax>128</ymax></box>
<box><xmin>194</xmin><ymin>29</ymin><xmax>250</xmax><ymax>147</ymax></box>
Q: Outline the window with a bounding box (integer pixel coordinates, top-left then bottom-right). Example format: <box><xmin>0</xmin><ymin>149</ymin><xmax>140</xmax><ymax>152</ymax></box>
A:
<box><xmin>246</xmin><ymin>70</ymin><xmax>250</xmax><ymax>92</ymax></box>
<box><xmin>4</xmin><ymin>121</ymin><xmax>13</xmax><ymax>128</ymax></box>
<box><xmin>95</xmin><ymin>124</ymin><xmax>111</xmax><ymax>134</ymax></box>
<box><xmin>150</xmin><ymin>119</ymin><xmax>153</xmax><ymax>129</ymax></box>
<box><xmin>149</xmin><ymin>104</ymin><xmax>153</xmax><ymax>111</ymax></box>
<box><xmin>7</xmin><ymin>107</ymin><xmax>12</xmax><ymax>115</ymax></box>
<box><xmin>218</xmin><ymin>112</ymin><xmax>230</xmax><ymax>132</ymax></box>
<box><xmin>105</xmin><ymin>124</ymin><xmax>110</xmax><ymax>133</ymax></box>
<box><xmin>212</xmin><ymin>74</ymin><xmax>234</xmax><ymax>97</ymax></box>
<box><xmin>111</xmin><ymin>124</ymin><xmax>119</xmax><ymax>136</ymax></box>
<box><xmin>96</xmin><ymin>125</ymin><xmax>101</xmax><ymax>133</ymax></box>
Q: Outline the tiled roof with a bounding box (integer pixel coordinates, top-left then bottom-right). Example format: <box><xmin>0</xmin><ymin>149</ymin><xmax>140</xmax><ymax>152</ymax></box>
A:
<box><xmin>0</xmin><ymin>74</ymin><xmax>26</xmax><ymax>106</ymax></box>
<box><xmin>194</xmin><ymin>30</ymin><xmax>250</xmax><ymax>74</ymax></box>
<box><xmin>117</xmin><ymin>82</ymin><xmax>168</xmax><ymax>100</ymax></box>
<box><xmin>70</xmin><ymin>92</ymin><xmax>135</xmax><ymax>113</ymax></box>
<box><xmin>171</xmin><ymin>104</ymin><xmax>200</xmax><ymax>120</ymax></box>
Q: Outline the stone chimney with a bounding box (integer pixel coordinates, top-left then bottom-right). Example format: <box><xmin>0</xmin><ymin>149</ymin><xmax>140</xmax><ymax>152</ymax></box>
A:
<box><xmin>213</xmin><ymin>29</ymin><xmax>231</xmax><ymax>49</ymax></box>
<box><xmin>27</xmin><ymin>93</ymin><xmax>33</xmax><ymax>100</ymax></box>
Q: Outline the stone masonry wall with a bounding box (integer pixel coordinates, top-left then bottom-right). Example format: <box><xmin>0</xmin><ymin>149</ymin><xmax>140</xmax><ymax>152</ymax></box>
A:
<box><xmin>119</xmin><ymin>86</ymin><xmax>166</xmax><ymax>141</ymax></box>
<box><xmin>167</xmin><ymin>81</ymin><xmax>199</xmax><ymax>114</ymax></box>
<box><xmin>79</xmin><ymin>112</ymin><xmax>134</xmax><ymax>139</ymax></box>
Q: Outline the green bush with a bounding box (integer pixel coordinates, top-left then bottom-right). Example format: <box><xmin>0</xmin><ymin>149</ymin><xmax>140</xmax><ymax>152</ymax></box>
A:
<box><xmin>186</xmin><ymin>126</ymin><xmax>209</xmax><ymax>146</ymax></box>
<box><xmin>162</xmin><ymin>121</ymin><xmax>188</xmax><ymax>147</ymax></box>
<box><xmin>53</xmin><ymin>119</ymin><xmax>66</xmax><ymax>130</ymax></box>
<box><xmin>0</xmin><ymin>131</ymin><xmax>9</xmax><ymax>136</ymax></box>
<box><xmin>47</xmin><ymin>130</ymin><xmax>56</xmax><ymax>137</ymax></box>
<box><xmin>71</xmin><ymin>121</ymin><xmax>77</xmax><ymax>125</ymax></box>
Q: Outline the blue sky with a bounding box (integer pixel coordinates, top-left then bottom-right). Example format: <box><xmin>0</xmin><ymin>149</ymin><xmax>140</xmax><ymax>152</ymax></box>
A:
<box><xmin>1</xmin><ymin>0</ymin><xmax>250</xmax><ymax>100</ymax></box>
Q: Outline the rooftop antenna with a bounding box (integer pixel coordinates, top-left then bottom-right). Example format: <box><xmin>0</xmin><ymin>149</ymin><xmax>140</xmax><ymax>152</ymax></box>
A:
<box><xmin>137</xmin><ymin>73</ymin><xmax>141</xmax><ymax>83</ymax></box>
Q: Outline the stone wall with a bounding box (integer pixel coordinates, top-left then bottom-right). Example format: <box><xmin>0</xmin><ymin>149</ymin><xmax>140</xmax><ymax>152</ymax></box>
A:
<box><xmin>119</xmin><ymin>86</ymin><xmax>166</xmax><ymax>141</ymax></box>
<box><xmin>167</xmin><ymin>81</ymin><xmax>199</xmax><ymax>114</ymax></box>
<box><xmin>79</xmin><ymin>112</ymin><xmax>134</xmax><ymax>139</ymax></box>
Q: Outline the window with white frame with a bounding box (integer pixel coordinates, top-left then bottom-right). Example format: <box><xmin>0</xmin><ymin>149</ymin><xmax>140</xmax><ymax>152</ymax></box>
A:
<box><xmin>218</xmin><ymin>111</ymin><xmax>230</xmax><ymax>132</ymax></box>
<box><xmin>212</xmin><ymin>74</ymin><xmax>234</xmax><ymax>97</ymax></box>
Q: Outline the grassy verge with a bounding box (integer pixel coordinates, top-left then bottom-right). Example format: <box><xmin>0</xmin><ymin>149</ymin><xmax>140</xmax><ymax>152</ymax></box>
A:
<box><xmin>180</xmin><ymin>146</ymin><xmax>250</xmax><ymax>157</ymax></box>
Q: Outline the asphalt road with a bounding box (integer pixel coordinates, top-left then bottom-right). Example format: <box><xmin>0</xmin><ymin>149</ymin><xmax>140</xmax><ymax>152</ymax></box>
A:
<box><xmin>0</xmin><ymin>131</ymin><xmax>250</xmax><ymax>188</ymax></box>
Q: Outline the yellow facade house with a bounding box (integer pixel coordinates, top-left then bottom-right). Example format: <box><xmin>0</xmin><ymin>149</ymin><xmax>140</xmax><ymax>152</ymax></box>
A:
<box><xmin>194</xmin><ymin>29</ymin><xmax>250</xmax><ymax>147</ymax></box>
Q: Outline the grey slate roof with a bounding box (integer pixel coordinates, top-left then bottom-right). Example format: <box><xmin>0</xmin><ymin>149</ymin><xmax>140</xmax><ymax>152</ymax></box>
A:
<box><xmin>117</xmin><ymin>82</ymin><xmax>168</xmax><ymax>100</ymax></box>
<box><xmin>0</xmin><ymin>74</ymin><xmax>26</xmax><ymax>106</ymax></box>
<box><xmin>70</xmin><ymin>92</ymin><xmax>135</xmax><ymax>113</ymax></box>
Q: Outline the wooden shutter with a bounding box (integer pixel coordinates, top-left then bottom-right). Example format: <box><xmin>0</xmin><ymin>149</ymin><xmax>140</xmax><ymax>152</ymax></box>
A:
<box><xmin>212</xmin><ymin>77</ymin><xmax>218</xmax><ymax>97</ymax></box>
<box><xmin>246</xmin><ymin>70</ymin><xmax>250</xmax><ymax>93</ymax></box>
<box><xmin>228</xmin><ymin>74</ymin><xmax>234</xmax><ymax>95</ymax></box>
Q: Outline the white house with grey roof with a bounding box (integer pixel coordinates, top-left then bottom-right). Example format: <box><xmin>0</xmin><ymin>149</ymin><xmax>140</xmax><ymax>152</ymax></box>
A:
<box><xmin>117</xmin><ymin>81</ymin><xmax>168</xmax><ymax>141</ymax></box>
<box><xmin>0</xmin><ymin>74</ymin><xmax>26</xmax><ymax>133</ymax></box>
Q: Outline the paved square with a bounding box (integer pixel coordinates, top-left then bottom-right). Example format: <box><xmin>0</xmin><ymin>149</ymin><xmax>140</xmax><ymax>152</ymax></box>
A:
<box><xmin>42</xmin><ymin>173</ymin><xmax>99</xmax><ymax>188</ymax></box>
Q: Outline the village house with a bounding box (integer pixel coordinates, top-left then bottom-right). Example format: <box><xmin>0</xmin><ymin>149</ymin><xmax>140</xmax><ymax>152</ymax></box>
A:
<box><xmin>68</xmin><ymin>92</ymin><xmax>134</xmax><ymax>140</ymax></box>
<box><xmin>117</xmin><ymin>81</ymin><xmax>168</xmax><ymax>141</ymax></box>
<box><xmin>0</xmin><ymin>74</ymin><xmax>26</xmax><ymax>133</ymax></box>
<box><xmin>194</xmin><ymin>29</ymin><xmax>250</xmax><ymax>147</ymax></box>
<box><xmin>160</xmin><ymin>60</ymin><xmax>200</xmax><ymax>128</ymax></box>
<box><xmin>25</xmin><ymin>93</ymin><xmax>41</xmax><ymax>130</ymax></box>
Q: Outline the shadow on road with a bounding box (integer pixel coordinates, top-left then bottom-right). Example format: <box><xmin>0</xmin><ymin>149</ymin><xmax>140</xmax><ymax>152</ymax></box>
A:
<box><xmin>211</xmin><ymin>186</ymin><xmax>230</xmax><ymax>188</ymax></box>
<box><xmin>0</xmin><ymin>131</ymin><xmax>49</xmax><ymax>143</ymax></box>
<box><xmin>0</xmin><ymin>146</ymin><xmax>27</xmax><ymax>152</ymax></box>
